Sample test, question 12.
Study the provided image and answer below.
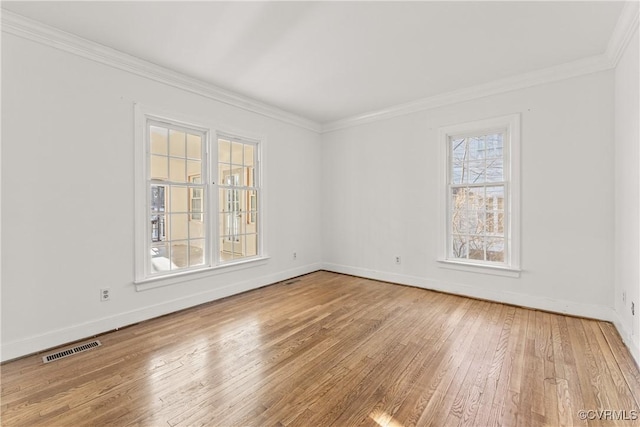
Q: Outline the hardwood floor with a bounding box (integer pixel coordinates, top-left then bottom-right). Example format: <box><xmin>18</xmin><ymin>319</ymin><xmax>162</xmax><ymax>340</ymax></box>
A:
<box><xmin>2</xmin><ymin>271</ymin><xmax>640</xmax><ymax>426</ymax></box>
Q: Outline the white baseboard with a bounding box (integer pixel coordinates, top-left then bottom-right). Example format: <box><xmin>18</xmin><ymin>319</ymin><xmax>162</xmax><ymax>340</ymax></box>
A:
<box><xmin>322</xmin><ymin>263</ymin><xmax>616</xmax><ymax>321</ymax></box>
<box><xmin>5</xmin><ymin>261</ymin><xmax>639</xmax><ymax>370</ymax></box>
<box><xmin>323</xmin><ymin>263</ymin><xmax>640</xmax><ymax>367</ymax></box>
<box><xmin>0</xmin><ymin>262</ymin><xmax>322</xmax><ymax>362</ymax></box>
<box><xmin>610</xmin><ymin>311</ymin><xmax>640</xmax><ymax>368</ymax></box>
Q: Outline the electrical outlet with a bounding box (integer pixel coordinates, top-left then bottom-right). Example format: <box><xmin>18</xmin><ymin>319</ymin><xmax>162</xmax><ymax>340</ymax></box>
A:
<box><xmin>293</xmin><ymin>252</ymin><xmax>297</xmax><ymax>261</ymax></box>
<box><xmin>100</xmin><ymin>288</ymin><xmax>110</xmax><ymax>302</ymax></box>
<box><xmin>395</xmin><ymin>256</ymin><xmax>401</xmax><ymax>265</ymax></box>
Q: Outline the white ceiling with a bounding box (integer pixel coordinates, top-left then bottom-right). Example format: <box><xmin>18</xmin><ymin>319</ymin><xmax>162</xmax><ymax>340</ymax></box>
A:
<box><xmin>2</xmin><ymin>1</ymin><xmax>626</xmax><ymax>124</ymax></box>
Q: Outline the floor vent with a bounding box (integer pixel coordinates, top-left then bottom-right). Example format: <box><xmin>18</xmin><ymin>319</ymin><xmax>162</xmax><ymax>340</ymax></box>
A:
<box><xmin>285</xmin><ymin>279</ymin><xmax>301</xmax><ymax>285</ymax></box>
<box><xmin>42</xmin><ymin>340</ymin><xmax>102</xmax><ymax>364</ymax></box>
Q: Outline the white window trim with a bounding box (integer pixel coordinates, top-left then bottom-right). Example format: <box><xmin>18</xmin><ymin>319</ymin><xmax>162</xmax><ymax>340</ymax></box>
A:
<box><xmin>213</xmin><ymin>130</ymin><xmax>266</xmax><ymax>266</ymax></box>
<box><xmin>437</xmin><ymin>113</ymin><xmax>521</xmax><ymax>277</ymax></box>
<box><xmin>134</xmin><ymin>104</ymin><xmax>268</xmax><ymax>288</ymax></box>
<box><xmin>134</xmin><ymin>256</ymin><xmax>271</xmax><ymax>291</ymax></box>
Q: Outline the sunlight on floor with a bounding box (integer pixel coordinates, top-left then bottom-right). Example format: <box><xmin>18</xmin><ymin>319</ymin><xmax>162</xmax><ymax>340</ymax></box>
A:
<box><xmin>370</xmin><ymin>409</ymin><xmax>404</xmax><ymax>427</ymax></box>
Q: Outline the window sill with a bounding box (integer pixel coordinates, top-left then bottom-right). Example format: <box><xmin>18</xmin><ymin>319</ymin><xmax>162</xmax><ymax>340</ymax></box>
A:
<box><xmin>437</xmin><ymin>259</ymin><xmax>521</xmax><ymax>278</ymax></box>
<box><xmin>135</xmin><ymin>256</ymin><xmax>271</xmax><ymax>291</ymax></box>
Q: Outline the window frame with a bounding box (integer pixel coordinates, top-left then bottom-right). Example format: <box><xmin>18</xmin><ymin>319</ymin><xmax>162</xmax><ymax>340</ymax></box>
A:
<box><xmin>134</xmin><ymin>104</ymin><xmax>267</xmax><ymax>287</ymax></box>
<box><xmin>214</xmin><ymin>132</ymin><xmax>262</xmax><ymax>265</ymax></box>
<box><xmin>437</xmin><ymin>114</ymin><xmax>521</xmax><ymax>277</ymax></box>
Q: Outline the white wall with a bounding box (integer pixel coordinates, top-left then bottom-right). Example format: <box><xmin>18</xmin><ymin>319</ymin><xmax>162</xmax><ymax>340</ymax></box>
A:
<box><xmin>1</xmin><ymin>34</ymin><xmax>322</xmax><ymax>361</ymax></box>
<box><xmin>614</xmin><ymin>27</ymin><xmax>640</xmax><ymax>362</ymax></box>
<box><xmin>1</xmin><ymin>21</ymin><xmax>636</xmax><ymax>366</ymax></box>
<box><xmin>322</xmin><ymin>71</ymin><xmax>615</xmax><ymax>320</ymax></box>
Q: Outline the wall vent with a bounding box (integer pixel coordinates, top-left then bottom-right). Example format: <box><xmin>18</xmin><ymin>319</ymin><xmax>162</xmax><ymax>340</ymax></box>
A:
<box><xmin>42</xmin><ymin>340</ymin><xmax>102</xmax><ymax>363</ymax></box>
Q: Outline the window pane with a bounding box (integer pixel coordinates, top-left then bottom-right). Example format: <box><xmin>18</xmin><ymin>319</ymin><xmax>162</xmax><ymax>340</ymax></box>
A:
<box><xmin>485</xmin><ymin>134</ymin><xmax>503</xmax><ymax>158</ymax></box>
<box><xmin>247</xmin><ymin>190</ymin><xmax>257</xmax><ymax>224</ymax></box>
<box><xmin>219</xmin><ymin>190</ymin><xmax>230</xmax><ymax>213</ymax></box>
<box><xmin>190</xmin><ymin>189</ymin><xmax>203</xmax><ymax>214</ymax></box>
<box><xmin>487</xmin><ymin>238</ymin><xmax>504</xmax><ymax>262</ymax></box>
<box><xmin>245</xmin><ymin>234</ymin><xmax>258</xmax><ymax>257</ymax></box>
<box><xmin>468</xmin><ymin>234</ymin><xmax>485</xmax><ymax>259</ymax></box>
<box><xmin>218</xmin><ymin>139</ymin><xmax>231</xmax><ymax>163</ymax></box>
<box><xmin>451</xmin><ymin>235</ymin><xmax>467</xmax><ymax>259</ymax></box>
<box><xmin>486</xmin><ymin>211</ymin><xmax>496</xmax><ymax>233</ymax></box>
<box><xmin>249</xmin><ymin>212</ymin><xmax>258</xmax><ymax>229</ymax></box>
<box><xmin>246</xmin><ymin>167</ymin><xmax>255</xmax><ymax>187</ymax></box>
<box><xmin>249</xmin><ymin>167</ymin><xmax>256</xmax><ymax>187</ymax></box>
<box><xmin>150</xmin><ymin>185</ymin><xmax>166</xmax><ymax>213</ymax></box>
<box><xmin>187</xmin><ymin>161</ymin><xmax>201</xmax><ymax>179</ymax></box>
<box><xmin>220</xmin><ymin>212</ymin><xmax>240</xmax><ymax>238</ymax></box>
<box><xmin>170</xmin><ymin>186</ymin><xmax>188</xmax><ymax>213</ymax></box>
<box><xmin>170</xmin><ymin>214</ymin><xmax>189</xmax><ymax>241</ymax></box>
<box><xmin>186</xmin><ymin>134</ymin><xmax>201</xmax><ymax>160</ymax></box>
<box><xmin>451</xmin><ymin>207</ymin><xmax>469</xmax><ymax>234</ymax></box>
<box><xmin>218</xmin><ymin>240</ymin><xmax>231</xmax><ymax>263</ymax></box>
<box><xmin>451</xmin><ymin>187</ymin><xmax>467</xmax><ymax>210</ymax></box>
<box><xmin>218</xmin><ymin>163</ymin><xmax>231</xmax><ymax>186</ymax></box>
<box><xmin>467</xmin><ymin>161</ymin><xmax>485</xmax><ymax>183</ymax></box>
<box><xmin>150</xmin><ymin>155</ymin><xmax>168</xmax><ymax>181</ymax></box>
<box><xmin>236</xmin><ymin>189</ymin><xmax>246</xmax><ymax>211</ymax></box>
<box><xmin>151</xmin><ymin>243</ymin><xmax>172</xmax><ymax>272</ymax></box>
<box><xmin>451</xmin><ymin>160</ymin><xmax>465</xmax><ymax>184</ymax></box>
<box><xmin>169</xmin><ymin>130</ymin><xmax>186</xmax><ymax>157</ymax></box>
<box><xmin>486</xmin><ymin>158</ymin><xmax>503</xmax><ymax>182</ymax></box>
<box><xmin>244</xmin><ymin>144</ymin><xmax>254</xmax><ymax>167</ymax></box>
<box><xmin>150</xmin><ymin>126</ymin><xmax>168</xmax><ymax>155</ymax></box>
<box><xmin>236</xmin><ymin>213</ymin><xmax>246</xmax><ymax>236</ymax></box>
<box><xmin>190</xmin><ymin>215</ymin><xmax>205</xmax><ymax>238</ymax></box>
<box><xmin>485</xmin><ymin>186</ymin><xmax>504</xmax><ymax>210</ymax></box>
<box><xmin>468</xmin><ymin>136</ymin><xmax>485</xmax><ymax>160</ymax></box>
<box><xmin>150</xmin><ymin>215</ymin><xmax>166</xmax><ymax>242</ymax></box>
<box><xmin>468</xmin><ymin>210</ymin><xmax>484</xmax><ymax>235</ymax></box>
<box><xmin>467</xmin><ymin>188</ymin><xmax>484</xmax><ymax>208</ymax></box>
<box><xmin>170</xmin><ymin>241</ymin><xmax>189</xmax><ymax>268</ymax></box>
<box><xmin>169</xmin><ymin>158</ymin><xmax>186</xmax><ymax>183</ymax></box>
<box><xmin>231</xmin><ymin>141</ymin><xmax>243</xmax><ymax>165</ymax></box>
<box><xmin>218</xmin><ymin>213</ymin><xmax>231</xmax><ymax>237</ymax></box>
<box><xmin>218</xmin><ymin>213</ymin><xmax>227</xmax><ymax>238</ymax></box>
<box><xmin>228</xmin><ymin>169</ymin><xmax>244</xmax><ymax>187</ymax></box>
<box><xmin>189</xmin><ymin>239</ymin><xmax>205</xmax><ymax>267</ymax></box>
<box><xmin>451</xmin><ymin>138</ymin><xmax>467</xmax><ymax>161</ymax></box>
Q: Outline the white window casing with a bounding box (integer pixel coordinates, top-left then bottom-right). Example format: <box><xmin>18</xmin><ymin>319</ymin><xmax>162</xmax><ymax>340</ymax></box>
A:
<box><xmin>438</xmin><ymin>114</ymin><xmax>521</xmax><ymax>277</ymax></box>
<box><xmin>134</xmin><ymin>104</ymin><xmax>267</xmax><ymax>288</ymax></box>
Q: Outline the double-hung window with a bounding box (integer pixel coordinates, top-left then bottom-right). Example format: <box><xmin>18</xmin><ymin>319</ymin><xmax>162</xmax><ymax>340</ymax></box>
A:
<box><xmin>135</xmin><ymin>106</ymin><xmax>263</xmax><ymax>283</ymax></box>
<box><xmin>439</xmin><ymin>114</ymin><xmax>520</xmax><ymax>275</ymax></box>
<box><xmin>147</xmin><ymin>122</ymin><xmax>207</xmax><ymax>275</ymax></box>
<box><xmin>217</xmin><ymin>136</ymin><xmax>259</xmax><ymax>263</ymax></box>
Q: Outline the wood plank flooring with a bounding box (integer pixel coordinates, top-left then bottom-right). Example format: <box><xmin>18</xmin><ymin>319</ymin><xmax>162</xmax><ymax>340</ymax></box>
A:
<box><xmin>2</xmin><ymin>271</ymin><xmax>640</xmax><ymax>426</ymax></box>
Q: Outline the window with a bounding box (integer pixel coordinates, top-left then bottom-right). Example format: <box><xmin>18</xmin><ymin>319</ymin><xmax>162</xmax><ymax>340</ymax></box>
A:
<box><xmin>135</xmin><ymin>106</ymin><xmax>263</xmax><ymax>283</ymax></box>
<box><xmin>439</xmin><ymin>114</ymin><xmax>520</xmax><ymax>274</ymax></box>
<box><xmin>189</xmin><ymin>175</ymin><xmax>203</xmax><ymax>221</ymax></box>
<box><xmin>217</xmin><ymin>136</ymin><xmax>259</xmax><ymax>263</ymax></box>
<box><xmin>147</xmin><ymin>122</ymin><xmax>207</xmax><ymax>275</ymax></box>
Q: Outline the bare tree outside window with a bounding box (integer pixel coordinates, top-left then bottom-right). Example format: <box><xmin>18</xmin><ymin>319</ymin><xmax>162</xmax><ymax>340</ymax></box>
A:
<box><xmin>450</xmin><ymin>133</ymin><xmax>506</xmax><ymax>263</ymax></box>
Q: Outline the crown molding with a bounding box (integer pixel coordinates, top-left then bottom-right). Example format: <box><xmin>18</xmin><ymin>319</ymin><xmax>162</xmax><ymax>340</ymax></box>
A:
<box><xmin>1</xmin><ymin>10</ymin><xmax>323</xmax><ymax>134</ymax></box>
<box><xmin>322</xmin><ymin>53</ymin><xmax>613</xmax><ymax>133</ymax></box>
<box><xmin>606</xmin><ymin>0</ymin><xmax>640</xmax><ymax>67</ymax></box>
<box><xmin>3</xmin><ymin>4</ymin><xmax>636</xmax><ymax>136</ymax></box>
<box><xmin>322</xmin><ymin>2</ymin><xmax>639</xmax><ymax>133</ymax></box>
